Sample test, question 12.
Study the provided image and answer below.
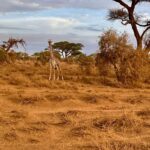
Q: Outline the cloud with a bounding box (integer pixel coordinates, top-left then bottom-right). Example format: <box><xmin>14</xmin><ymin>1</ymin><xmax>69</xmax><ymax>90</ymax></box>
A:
<box><xmin>0</xmin><ymin>16</ymin><xmax>80</xmax><ymax>34</ymax></box>
<box><xmin>0</xmin><ymin>0</ymin><xmax>41</xmax><ymax>12</ymax></box>
<box><xmin>0</xmin><ymin>15</ymin><xmax>96</xmax><ymax>54</ymax></box>
<box><xmin>0</xmin><ymin>25</ymin><xmax>31</xmax><ymax>31</ymax></box>
<box><xmin>75</xmin><ymin>26</ymin><xmax>102</xmax><ymax>32</ymax></box>
<box><xmin>0</xmin><ymin>0</ymin><xmax>117</xmax><ymax>13</ymax></box>
<box><xmin>0</xmin><ymin>31</ymin><xmax>98</xmax><ymax>54</ymax></box>
<box><xmin>1</xmin><ymin>0</ymin><xmax>150</xmax><ymax>13</ymax></box>
<box><xmin>141</xmin><ymin>13</ymin><xmax>150</xmax><ymax>21</ymax></box>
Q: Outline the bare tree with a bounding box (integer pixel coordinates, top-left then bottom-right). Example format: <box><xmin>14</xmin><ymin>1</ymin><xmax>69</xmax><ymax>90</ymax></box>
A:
<box><xmin>108</xmin><ymin>0</ymin><xmax>150</xmax><ymax>50</ymax></box>
<box><xmin>1</xmin><ymin>38</ymin><xmax>26</xmax><ymax>53</ymax></box>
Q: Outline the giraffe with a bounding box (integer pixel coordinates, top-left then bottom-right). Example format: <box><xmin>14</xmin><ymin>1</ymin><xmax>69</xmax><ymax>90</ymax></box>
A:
<box><xmin>48</xmin><ymin>40</ymin><xmax>64</xmax><ymax>80</ymax></box>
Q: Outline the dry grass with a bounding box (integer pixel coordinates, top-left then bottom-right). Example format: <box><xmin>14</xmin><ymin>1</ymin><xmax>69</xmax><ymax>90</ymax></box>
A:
<box><xmin>124</xmin><ymin>95</ymin><xmax>150</xmax><ymax>105</ymax></box>
<box><xmin>9</xmin><ymin>94</ymin><xmax>45</xmax><ymax>105</ymax></box>
<box><xmin>93</xmin><ymin>114</ymin><xmax>142</xmax><ymax>133</ymax></box>
<box><xmin>0</xmin><ymin>62</ymin><xmax>149</xmax><ymax>150</ymax></box>
<box><xmin>136</xmin><ymin>109</ymin><xmax>150</xmax><ymax>120</ymax></box>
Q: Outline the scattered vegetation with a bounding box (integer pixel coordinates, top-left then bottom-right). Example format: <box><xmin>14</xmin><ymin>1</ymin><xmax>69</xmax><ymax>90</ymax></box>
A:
<box><xmin>0</xmin><ymin>1</ymin><xmax>150</xmax><ymax>149</ymax></box>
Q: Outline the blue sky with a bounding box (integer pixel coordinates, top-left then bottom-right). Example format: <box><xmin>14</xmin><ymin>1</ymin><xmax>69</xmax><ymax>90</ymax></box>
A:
<box><xmin>0</xmin><ymin>0</ymin><xmax>150</xmax><ymax>54</ymax></box>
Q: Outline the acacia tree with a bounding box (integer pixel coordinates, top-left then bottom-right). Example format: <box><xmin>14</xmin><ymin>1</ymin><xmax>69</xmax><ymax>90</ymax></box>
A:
<box><xmin>53</xmin><ymin>41</ymin><xmax>84</xmax><ymax>58</ymax></box>
<box><xmin>108</xmin><ymin>0</ymin><xmax>150</xmax><ymax>50</ymax></box>
<box><xmin>0</xmin><ymin>38</ymin><xmax>26</xmax><ymax>53</ymax></box>
<box><xmin>0</xmin><ymin>38</ymin><xmax>26</xmax><ymax>63</ymax></box>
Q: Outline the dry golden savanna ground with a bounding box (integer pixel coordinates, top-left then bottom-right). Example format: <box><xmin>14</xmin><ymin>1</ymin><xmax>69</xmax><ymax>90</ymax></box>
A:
<box><xmin>0</xmin><ymin>61</ymin><xmax>150</xmax><ymax>150</ymax></box>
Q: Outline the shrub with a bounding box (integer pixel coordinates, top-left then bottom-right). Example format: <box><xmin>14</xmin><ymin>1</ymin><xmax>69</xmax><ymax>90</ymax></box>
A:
<box><xmin>78</xmin><ymin>55</ymin><xmax>95</xmax><ymax>75</ymax></box>
<box><xmin>95</xmin><ymin>54</ymin><xmax>112</xmax><ymax>77</ymax></box>
<box><xmin>15</xmin><ymin>52</ymin><xmax>29</xmax><ymax>60</ymax></box>
<box><xmin>0</xmin><ymin>48</ymin><xmax>8</xmax><ymax>63</ymax></box>
<box><xmin>0</xmin><ymin>49</ymin><xmax>26</xmax><ymax>63</ymax></box>
<box><xmin>33</xmin><ymin>50</ymin><xmax>61</xmax><ymax>65</ymax></box>
<box><xmin>97</xmin><ymin>29</ymin><xmax>150</xmax><ymax>85</ymax></box>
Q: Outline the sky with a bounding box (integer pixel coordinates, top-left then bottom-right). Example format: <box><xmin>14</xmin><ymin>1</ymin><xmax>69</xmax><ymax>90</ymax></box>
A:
<box><xmin>0</xmin><ymin>0</ymin><xmax>150</xmax><ymax>54</ymax></box>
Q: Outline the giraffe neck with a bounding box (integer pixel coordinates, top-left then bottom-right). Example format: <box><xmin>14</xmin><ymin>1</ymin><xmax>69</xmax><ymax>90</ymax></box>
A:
<box><xmin>49</xmin><ymin>44</ymin><xmax>54</xmax><ymax>60</ymax></box>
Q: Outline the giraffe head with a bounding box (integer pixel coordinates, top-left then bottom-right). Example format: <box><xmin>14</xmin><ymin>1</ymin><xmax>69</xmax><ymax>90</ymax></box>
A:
<box><xmin>48</xmin><ymin>40</ymin><xmax>53</xmax><ymax>46</ymax></box>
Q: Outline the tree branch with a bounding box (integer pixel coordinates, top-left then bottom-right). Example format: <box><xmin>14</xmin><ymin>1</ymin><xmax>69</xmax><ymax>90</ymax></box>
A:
<box><xmin>131</xmin><ymin>0</ymin><xmax>137</xmax><ymax>10</ymax></box>
<box><xmin>138</xmin><ymin>0</ymin><xmax>150</xmax><ymax>3</ymax></box>
<box><xmin>136</xmin><ymin>21</ymin><xmax>150</xmax><ymax>27</ymax></box>
<box><xmin>108</xmin><ymin>8</ymin><xmax>129</xmax><ymax>21</ymax></box>
<box><xmin>121</xmin><ymin>20</ymin><xmax>130</xmax><ymax>25</ymax></box>
<box><xmin>141</xmin><ymin>26</ymin><xmax>150</xmax><ymax>38</ymax></box>
<box><xmin>135</xmin><ymin>0</ymin><xmax>140</xmax><ymax>4</ymax></box>
<box><xmin>113</xmin><ymin>0</ymin><xmax>130</xmax><ymax>9</ymax></box>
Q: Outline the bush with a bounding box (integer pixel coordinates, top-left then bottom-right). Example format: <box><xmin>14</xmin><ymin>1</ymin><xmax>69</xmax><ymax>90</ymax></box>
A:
<box><xmin>95</xmin><ymin>54</ymin><xmax>112</xmax><ymax>77</ymax></box>
<box><xmin>78</xmin><ymin>55</ymin><xmax>95</xmax><ymax>75</ymax></box>
<box><xmin>0</xmin><ymin>49</ymin><xmax>26</xmax><ymax>64</ymax></box>
<box><xmin>97</xmin><ymin>29</ymin><xmax>150</xmax><ymax>85</ymax></box>
<box><xmin>15</xmin><ymin>52</ymin><xmax>29</xmax><ymax>60</ymax></box>
<box><xmin>33</xmin><ymin>50</ymin><xmax>61</xmax><ymax>65</ymax></box>
<box><xmin>0</xmin><ymin>49</ymin><xmax>8</xmax><ymax>63</ymax></box>
<box><xmin>126</xmin><ymin>51</ymin><xmax>150</xmax><ymax>84</ymax></box>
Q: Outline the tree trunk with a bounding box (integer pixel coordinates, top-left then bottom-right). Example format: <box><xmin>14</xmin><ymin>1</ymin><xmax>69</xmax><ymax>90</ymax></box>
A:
<box><xmin>137</xmin><ymin>38</ymin><xmax>142</xmax><ymax>50</ymax></box>
<box><xmin>129</xmin><ymin>11</ymin><xmax>143</xmax><ymax>50</ymax></box>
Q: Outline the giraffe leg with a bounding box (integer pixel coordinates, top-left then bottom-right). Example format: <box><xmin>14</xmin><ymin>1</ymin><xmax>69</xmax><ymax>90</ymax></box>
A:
<box><xmin>56</xmin><ymin>70</ymin><xmax>59</xmax><ymax>80</ymax></box>
<box><xmin>53</xmin><ymin>67</ymin><xmax>56</xmax><ymax>80</ymax></box>
<box><xmin>49</xmin><ymin>64</ymin><xmax>52</xmax><ymax>80</ymax></box>
<box><xmin>56</xmin><ymin>66</ymin><xmax>60</xmax><ymax>80</ymax></box>
<box><xmin>59</xmin><ymin>67</ymin><xmax>64</xmax><ymax>80</ymax></box>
